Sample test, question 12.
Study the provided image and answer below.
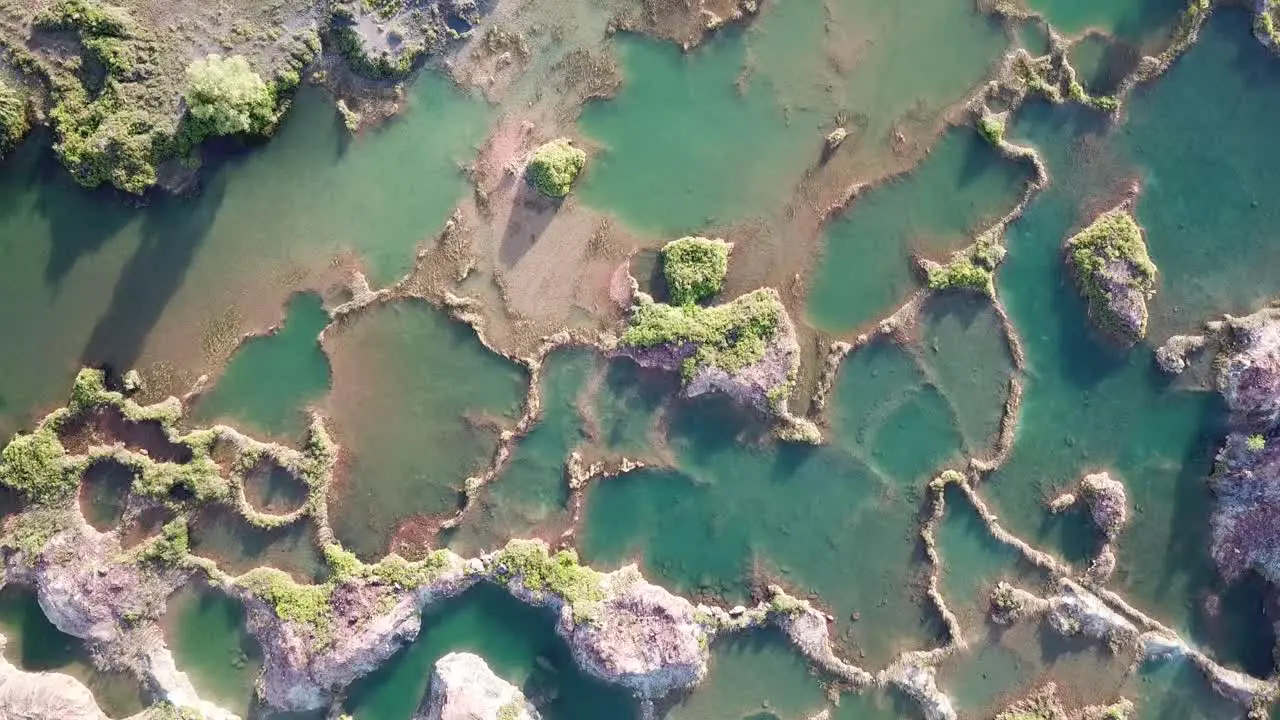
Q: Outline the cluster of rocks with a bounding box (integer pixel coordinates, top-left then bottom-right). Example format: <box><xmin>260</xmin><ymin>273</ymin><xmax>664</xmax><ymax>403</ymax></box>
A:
<box><xmin>1202</xmin><ymin>307</ymin><xmax>1280</xmax><ymax>585</ymax></box>
<box><xmin>1048</xmin><ymin>471</ymin><xmax>1129</xmax><ymax>581</ymax></box>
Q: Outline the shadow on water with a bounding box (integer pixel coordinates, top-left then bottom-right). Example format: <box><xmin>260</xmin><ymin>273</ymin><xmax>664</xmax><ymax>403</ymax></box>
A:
<box><xmin>78</xmin><ymin>175</ymin><xmax>227</xmax><ymax>374</ymax></box>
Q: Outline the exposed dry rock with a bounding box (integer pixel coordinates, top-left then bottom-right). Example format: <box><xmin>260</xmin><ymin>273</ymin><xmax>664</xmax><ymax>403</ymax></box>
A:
<box><xmin>1079</xmin><ymin>471</ymin><xmax>1128</xmax><ymax>540</ymax></box>
<box><xmin>882</xmin><ymin>660</ymin><xmax>956</xmax><ymax>720</ymax></box>
<box><xmin>416</xmin><ymin>652</ymin><xmax>539</xmax><ymax>720</ymax></box>
<box><xmin>1155</xmin><ymin>334</ymin><xmax>1208</xmax><ymax>375</ymax></box>
<box><xmin>0</xmin><ymin>645</ymin><xmax>107</xmax><ymax>720</ymax></box>
<box><xmin>1207</xmin><ymin>308</ymin><xmax>1280</xmax><ymax>583</ymax></box>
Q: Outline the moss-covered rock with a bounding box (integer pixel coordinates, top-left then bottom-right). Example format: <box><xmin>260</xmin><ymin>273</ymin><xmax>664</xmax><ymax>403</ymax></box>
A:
<box><xmin>662</xmin><ymin>236</ymin><xmax>732</xmax><ymax>305</ymax></box>
<box><xmin>526</xmin><ymin>138</ymin><xmax>586</xmax><ymax>198</ymax></box>
<box><xmin>1064</xmin><ymin>208</ymin><xmax>1158</xmax><ymax>346</ymax></box>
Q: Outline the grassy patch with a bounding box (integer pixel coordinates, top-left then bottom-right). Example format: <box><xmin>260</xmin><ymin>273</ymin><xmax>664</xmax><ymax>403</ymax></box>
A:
<box><xmin>977</xmin><ymin>115</ymin><xmax>1004</xmax><ymax>146</ymax></box>
<box><xmin>0</xmin><ymin>79</ymin><xmax>30</xmax><ymax>155</ymax></box>
<box><xmin>621</xmin><ymin>288</ymin><xmax>784</xmax><ymax>380</ymax></box>
<box><xmin>492</xmin><ymin>540</ymin><xmax>605</xmax><ymax>623</ymax></box>
<box><xmin>662</xmin><ymin>237</ymin><xmax>731</xmax><ymax>305</ymax></box>
<box><xmin>0</xmin><ymin>427</ymin><xmax>73</xmax><ymax>505</ymax></box>
<box><xmin>237</xmin><ymin>567</ymin><xmax>334</xmax><ymax>644</ymax></box>
<box><xmin>0</xmin><ymin>507</ymin><xmax>74</xmax><ymax>558</ymax></box>
<box><xmin>134</xmin><ymin>517</ymin><xmax>191</xmax><ymax>566</ymax></box>
<box><xmin>526</xmin><ymin>138</ymin><xmax>586</xmax><ymax>198</ymax></box>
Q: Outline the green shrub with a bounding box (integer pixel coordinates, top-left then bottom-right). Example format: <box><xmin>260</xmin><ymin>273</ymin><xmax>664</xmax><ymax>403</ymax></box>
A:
<box><xmin>184</xmin><ymin>54</ymin><xmax>276</xmax><ymax>138</ymax></box>
<box><xmin>237</xmin><ymin>567</ymin><xmax>334</xmax><ymax>642</ymax></box>
<box><xmin>135</xmin><ymin>518</ymin><xmax>190</xmax><ymax>565</ymax></box>
<box><xmin>1247</xmin><ymin>434</ymin><xmax>1267</xmax><ymax>453</ymax></box>
<box><xmin>526</xmin><ymin>139</ymin><xmax>586</xmax><ymax>198</ymax></box>
<box><xmin>927</xmin><ymin>258</ymin><xmax>994</xmax><ymax>295</ymax></box>
<box><xmin>0</xmin><ymin>79</ymin><xmax>29</xmax><ymax>154</ymax></box>
<box><xmin>0</xmin><ymin>428</ymin><xmax>74</xmax><ymax>505</ymax></box>
<box><xmin>492</xmin><ymin>540</ymin><xmax>604</xmax><ymax>622</ymax></box>
<box><xmin>35</xmin><ymin>0</ymin><xmax>132</xmax><ymax>37</ymax></box>
<box><xmin>621</xmin><ymin>289</ymin><xmax>783</xmax><ymax>380</ymax></box>
<box><xmin>978</xmin><ymin>115</ymin><xmax>1004</xmax><ymax>146</ymax></box>
<box><xmin>662</xmin><ymin>237</ymin><xmax>731</xmax><ymax>305</ymax></box>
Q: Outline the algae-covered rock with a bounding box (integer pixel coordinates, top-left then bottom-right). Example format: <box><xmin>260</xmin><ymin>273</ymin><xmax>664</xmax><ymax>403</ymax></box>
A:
<box><xmin>526</xmin><ymin>138</ymin><xmax>587</xmax><ymax>198</ymax></box>
<box><xmin>416</xmin><ymin>652</ymin><xmax>539</xmax><ymax>720</ymax></box>
<box><xmin>1064</xmin><ymin>207</ymin><xmax>1158</xmax><ymax>346</ymax></box>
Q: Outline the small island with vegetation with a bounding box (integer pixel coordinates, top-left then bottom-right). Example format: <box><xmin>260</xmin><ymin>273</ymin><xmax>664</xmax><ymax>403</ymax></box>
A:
<box><xmin>1064</xmin><ymin>205</ymin><xmax>1158</xmax><ymax>346</ymax></box>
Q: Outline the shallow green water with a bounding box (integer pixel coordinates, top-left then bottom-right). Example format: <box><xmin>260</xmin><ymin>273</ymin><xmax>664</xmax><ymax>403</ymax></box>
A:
<box><xmin>0</xmin><ymin>584</ymin><xmax>147</xmax><ymax>717</ymax></box>
<box><xmin>191</xmin><ymin>292</ymin><xmax>331</xmax><ymax>439</ymax></box>
<box><xmin>325</xmin><ymin>299</ymin><xmax>528</xmax><ymax>559</ymax></box>
<box><xmin>164</xmin><ymin>583</ymin><xmax>263</xmax><ymax>718</ymax></box>
<box><xmin>581</xmin><ymin>369</ymin><xmax>950</xmax><ymax>667</ymax></box>
<box><xmin>0</xmin><ymin>74</ymin><xmax>487</xmax><ymax>440</ymax></box>
<box><xmin>79</xmin><ymin>458</ymin><xmax>135</xmax><ymax>531</ymax></box>
<box><xmin>189</xmin><ymin>507</ymin><xmax>328</xmax><ymax>582</ymax></box>
<box><xmin>977</xmin><ymin>10</ymin><xmax>1280</xmax><ymax>675</ymax></box>
<box><xmin>748</xmin><ymin>0</ymin><xmax>1008</xmax><ymax>151</ymax></box>
<box><xmin>343</xmin><ymin>584</ymin><xmax>636</xmax><ymax>720</ymax></box>
<box><xmin>576</xmin><ymin>32</ymin><xmax>821</xmax><ymax>234</ymax></box>
<box><xmin>1025</xmin><ymin>0</ymin><xmax>1186</xmax><ymax>40</ymax></box>
<box><xmin>806</xmin><ymin>130</ymin><xmax>1032</xmax><ymax>335</ymax></box>
<box><xmin>667</xmin><ymin>630</ymin><xmax>827</xmax><ymax>720</ymax></box>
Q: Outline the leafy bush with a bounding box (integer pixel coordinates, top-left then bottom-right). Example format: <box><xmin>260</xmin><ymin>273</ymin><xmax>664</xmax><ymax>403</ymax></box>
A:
<box><xmin>526</xmin><ymin>138</ymin><xmax>586</xmax><ymax>198</ymax></box>
<box><xmin>662</xmin><ymin>237</ymin><xmax>731</xmax><ymax>305</ymax></box>
<box><xmin>184</xmin><ymin>55</ymin><xmax>276</xmax><ymax>138</ymax></box>
<box><xmin>0</xmin><ymin>428</ymin><xmax>73</xmax><ymax>505</ymax></box>
<box><xmin>1247</xmin><ymin>434</ymin><xmax>1267</xmax><ymax>453</ymax></box>
<box><xmin>927</xmin><ymin>258</ymin><xmax>994</xmax><ymax>295</ymax></box>
<box><xmin>0</xmin><ymin>79</ymin><xmax>30</xmax><ymax>154</ymax></box>
<box><xmin>622</xmin><ymin>289</ymin><xmax>783</xmax><ymax>380</ymax></box>
<box><xmin>978</xmin><ymin>115</ymin><xmax>1004</xmax><ymax>146</ymax></box>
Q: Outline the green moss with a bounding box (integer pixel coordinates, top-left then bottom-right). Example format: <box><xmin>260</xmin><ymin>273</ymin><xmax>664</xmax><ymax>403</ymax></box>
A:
<box><xmin>766</xmin><ymin>588</ymin><xmax>807</xmax><ymax>617</ymax></box>
<box><xmin>526</xmin><ymin>138</ymin><xmax>586</xmax><ymax>198</ymax></box>
<box><xmin>145</xmin><ymin>700</ymin><xmax>207</xmax><ymax>720</ymax></box>
<box><xmin>1247</xmin><ymin>434</ymin><xmax>1267</xmax><ymax>453</ymax></box>
<box><xmin>492</xmin><ymin>540</ymin><xmax>605</xmax><ymax>622</ymax></box>
<box><xmin>134</xmin><ymin>518</ymin><xmax>190</xmax><ymax>566</ymax></box>
<box><xmin>323</xmin><ymin>542</ymin><xmax>363</xmax><ymax>579</ymax></box>
<box><xmin>236</xmin><ymin>567</ymin><xmax>334</xmax><ymax>644</ymax></box>
<box><xmin>497</xmin><ymin>700</ymin><xmax>522</xmax><ymax>720</ymax></box>
<box><xmin>1064</xmin><ymin>208</ymin><xmax>1158</xmax><ymax>343</ymax></box>
<box><xmin>621</xmin><ymin>288</ymin><xmax>784</xmax><ymax>381</ymax></box>
<box><xmin>129</xmin><ymin>454</ymin><xmax>229</xmax><ymax>505</ymax></box>
<box><xmin>0</xmin><ymin>427</ymin><xmax>73</xmax><ymax>505</ymax></box>
<box><xmin>662</xmin><ymin>237</ymin><xmax>732</xmax><ymax>305</ymax></box>
<box><xmin>978</xmin><ymin>115</ymin><xmax>1005</xmax><ymax>146</ymax></box>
